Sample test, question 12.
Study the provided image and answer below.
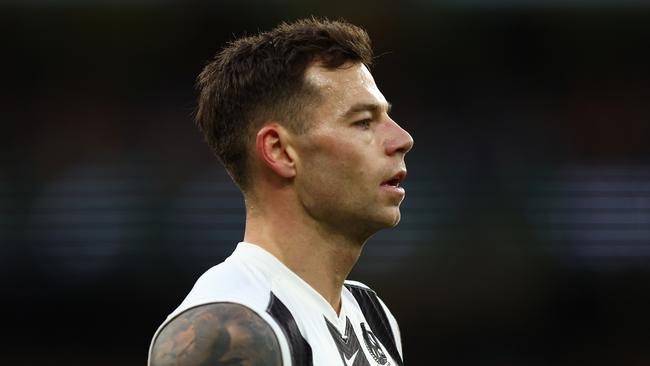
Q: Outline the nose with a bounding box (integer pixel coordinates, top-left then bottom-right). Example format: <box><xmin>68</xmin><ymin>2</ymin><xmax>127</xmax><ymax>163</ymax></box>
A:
<box><xmin>384</xmin><ymin>118</ymin><xmax>414</xmax><ymax>156</ymax></box>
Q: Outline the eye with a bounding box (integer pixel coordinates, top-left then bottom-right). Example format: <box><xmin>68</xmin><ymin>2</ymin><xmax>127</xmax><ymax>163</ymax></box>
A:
<box><xmin>353</xmin><ymin>119</ymin><xmax>372</xmax><ymax>129</ymax></box>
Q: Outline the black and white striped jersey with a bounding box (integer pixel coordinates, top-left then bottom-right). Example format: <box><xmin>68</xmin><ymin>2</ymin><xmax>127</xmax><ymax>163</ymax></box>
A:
<box><xmin>149</xmin><ymin>242</ymin><xmax>403</xmax><ymax>366</ymax></box>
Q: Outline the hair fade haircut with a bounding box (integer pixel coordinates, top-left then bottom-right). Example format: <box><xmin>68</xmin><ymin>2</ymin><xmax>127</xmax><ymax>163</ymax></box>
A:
<box><xmin>195</xmin><ymin>17</ymin><xmax>374</xmax><ymax>190</ymax></box>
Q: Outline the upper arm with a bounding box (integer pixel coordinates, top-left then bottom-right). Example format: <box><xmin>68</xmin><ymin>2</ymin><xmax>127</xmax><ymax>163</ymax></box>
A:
<box><xmin>150</xmin><ymin>302</ymin><xmax>282</xmax><ymax>366</ymax></box>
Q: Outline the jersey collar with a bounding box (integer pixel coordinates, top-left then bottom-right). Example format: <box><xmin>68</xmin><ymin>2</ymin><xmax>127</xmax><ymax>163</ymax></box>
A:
<box><xmin>231</xmin><ymin>241</ymin><xmax>349</xmax><ymax>325</ymax></box>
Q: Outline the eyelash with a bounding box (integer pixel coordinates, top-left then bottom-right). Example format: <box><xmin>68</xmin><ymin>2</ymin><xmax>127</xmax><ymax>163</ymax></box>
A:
<box><xmin>353</xmin><ymin>119</ymin><xmax>372</xmax><ymax>129</ymax></box>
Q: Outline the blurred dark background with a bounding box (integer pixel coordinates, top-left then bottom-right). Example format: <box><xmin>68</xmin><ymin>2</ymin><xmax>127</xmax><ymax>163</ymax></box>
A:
<box><xmin>2</xmin><ymin>0</ymin><xmax>650</xmax><ymax>365</ymax></box>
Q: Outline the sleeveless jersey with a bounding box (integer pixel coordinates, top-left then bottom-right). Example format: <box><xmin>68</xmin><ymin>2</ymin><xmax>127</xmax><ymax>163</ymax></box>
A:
<box><xmin>148</xmin><ymin>242</ymin><xmax>404</xmax><ymax>366</ymax></box>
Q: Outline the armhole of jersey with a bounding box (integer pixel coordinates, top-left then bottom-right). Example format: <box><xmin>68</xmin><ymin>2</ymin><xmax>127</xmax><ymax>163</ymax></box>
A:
<box><xmin>147</xmin><ymin>301</ymin><xmax>292</xmax><ymax>366</ymax></box>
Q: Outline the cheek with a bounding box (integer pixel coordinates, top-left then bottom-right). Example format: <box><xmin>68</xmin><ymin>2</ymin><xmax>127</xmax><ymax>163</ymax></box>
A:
<box><xmin>305</xmin><ymin>136</ymin><xmax>365</xmax><ymax>180</ymax></box>
<box><xmin>298</xmin><ymin>136</ymin><xmax>371</xmax><ymax>199</ymax></box>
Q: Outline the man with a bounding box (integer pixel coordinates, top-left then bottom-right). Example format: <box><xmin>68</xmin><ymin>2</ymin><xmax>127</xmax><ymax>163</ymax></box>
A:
<box><xmin>149</xmin><ymin>18</ymin><xmax>413</xmax><ymax>366</ymax></box>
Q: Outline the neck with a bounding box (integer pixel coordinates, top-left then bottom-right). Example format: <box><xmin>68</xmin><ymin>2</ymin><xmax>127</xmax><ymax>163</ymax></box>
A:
<box><xmin>243</xmin><ymin>196</ymin><xmax>365</xmax><ymax>314</ymax></box>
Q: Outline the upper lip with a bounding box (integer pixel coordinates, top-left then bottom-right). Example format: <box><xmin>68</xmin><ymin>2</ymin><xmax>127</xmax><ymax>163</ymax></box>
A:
<box><xmin>381</xmin><ymin>169</ymin><xmax>407</xmax><ymax>187</ymax></box>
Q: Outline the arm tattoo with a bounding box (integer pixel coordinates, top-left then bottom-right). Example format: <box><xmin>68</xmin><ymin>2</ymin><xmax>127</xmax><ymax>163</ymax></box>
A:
<box><xmin>150</xmin><ymin>303</ymin><xmax>282</xmax><ymax>366</ymax></box>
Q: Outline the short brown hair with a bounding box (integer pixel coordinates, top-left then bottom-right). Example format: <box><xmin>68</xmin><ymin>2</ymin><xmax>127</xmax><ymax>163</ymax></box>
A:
<box><xmin>195</xmin><ymin>17</ymin><xmax>373</xmax><ymax>190</ymax></box>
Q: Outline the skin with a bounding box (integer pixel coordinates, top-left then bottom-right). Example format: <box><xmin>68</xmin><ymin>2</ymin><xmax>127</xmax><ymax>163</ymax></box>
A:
<box><xmin>150</xmin><ymin>61</ymin><xmax>413</xmax><ymax>365</ymax></box>
<box><xmin>246</xmin><ymin>61</ymin><xmax>413</xmax><ymax>311</ymax></box>
<box><xmin>150</xmin><ymin>303</ymin><xmax>282</xmax><ymax>366</ymax></box>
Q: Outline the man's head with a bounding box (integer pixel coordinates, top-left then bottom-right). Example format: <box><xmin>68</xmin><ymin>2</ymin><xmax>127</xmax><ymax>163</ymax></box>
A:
<box><xmin>195</xmin><ymin>17</ymin><xmax>373</xmax><ymax>190</ymax></box>
<box><xmin>196</xmin><ymin>18</ymin><xmax>413</xmax><ymax>238</ymax></box>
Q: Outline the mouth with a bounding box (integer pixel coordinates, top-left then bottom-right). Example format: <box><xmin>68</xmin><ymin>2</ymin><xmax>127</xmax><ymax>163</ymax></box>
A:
<box><xmin>381</xmin><ymin>170</ymin><xmax>407</xmax><ymax>188</ymax></box>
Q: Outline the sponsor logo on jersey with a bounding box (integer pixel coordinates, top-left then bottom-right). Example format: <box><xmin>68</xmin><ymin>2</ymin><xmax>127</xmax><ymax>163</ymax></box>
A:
<box><xmin>324</xmin><ymin>316</ymin><xmax>371</xmax><ymax>366</ymax></box>
<box><xmin>344</xmin><ymin>350</ymin><xmax>359</xmax><ymax>366</ymax></box>
<box><xmin>325</xmin><ymin>316</ymin><xmax>393</xmax><ymax>366</ymax></box>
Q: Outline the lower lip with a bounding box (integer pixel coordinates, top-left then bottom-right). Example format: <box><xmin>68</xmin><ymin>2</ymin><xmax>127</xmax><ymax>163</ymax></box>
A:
<box><xmin>380</xmin><ymin>184</ymin><xmax>406</xmax><ymax>196</ymax></box>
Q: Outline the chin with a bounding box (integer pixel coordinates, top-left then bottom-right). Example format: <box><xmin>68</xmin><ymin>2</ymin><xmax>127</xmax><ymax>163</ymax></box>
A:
<box><xmin>390</xmin><ymin>206</ymin><xmax>402</xmax><ymax>224</ymax></box>
<box><xmin>388</xmin><ymin>214</ymin><xmax>402</xmax><ymax>227</ymax></box>
<box><xmin>375</xmin><ymin>210</ymin><xmax>402</xmax><ymax>229</ymax></box>
<box><xmin>350</xmin><ymin>208</ymin><xmax>402</xmax><ymax>239</ymax></box>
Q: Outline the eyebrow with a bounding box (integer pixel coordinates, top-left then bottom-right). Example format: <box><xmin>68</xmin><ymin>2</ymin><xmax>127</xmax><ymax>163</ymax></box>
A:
<box><xmin>341</xmin><ymin>102</ymin><xmax>392</xmax><ymax>119</ymax></box>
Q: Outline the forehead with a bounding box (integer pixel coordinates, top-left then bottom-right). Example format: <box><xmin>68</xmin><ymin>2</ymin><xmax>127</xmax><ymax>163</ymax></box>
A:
<box><xmin>304</xmin><ymin>62</ymin><xmax>387</xmax><ymax>116</ymax></box>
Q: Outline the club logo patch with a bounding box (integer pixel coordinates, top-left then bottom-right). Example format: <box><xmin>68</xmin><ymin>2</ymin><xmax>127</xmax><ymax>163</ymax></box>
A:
<box><xmin>361</xmin><ymin>323</ymin><xmax>388</xmax><ymax>365</ymax></box>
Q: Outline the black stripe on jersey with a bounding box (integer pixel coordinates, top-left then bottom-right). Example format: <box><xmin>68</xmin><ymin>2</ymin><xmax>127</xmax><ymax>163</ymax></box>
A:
<box><xmin>266</xmin><ymin>292</ymin><xmax>314</xmax><ymax>366</ymax></box>
<box><xmin>345</xmin><ymin>283</ymin><xmax>404</xmax><ymax>366</ymax></box>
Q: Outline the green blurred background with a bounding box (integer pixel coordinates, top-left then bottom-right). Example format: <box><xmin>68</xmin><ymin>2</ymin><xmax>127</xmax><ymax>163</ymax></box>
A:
<box><xmin>2</xmin><ymin>0</ymin><xmax>650</xmax><ymax>365</ymax></box>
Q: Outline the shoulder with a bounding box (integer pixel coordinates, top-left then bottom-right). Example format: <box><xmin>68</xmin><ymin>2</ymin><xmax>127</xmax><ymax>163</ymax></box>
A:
<box><xmin>344</xmin><ymin>280</ymin><xmax>396</xmax><ymax>321</ymax></box>
<box><xmin>344</xmin><ymin>279</ymin><xmax>397</xmax><ymax>325</ymax></box>
<box><xmin>344</xmin><ymin>279</ymin><xmax>373</xmax><ymax>291</ymax></box>
<box><xmin>171</xmin><ymin>260</ymin><xmax>272</xmax><ymax>318</ymax></box>
<box><xmin>149</xmin><ymin>302</ymin><xmax>282</xmax><ymax>366</ymax></box>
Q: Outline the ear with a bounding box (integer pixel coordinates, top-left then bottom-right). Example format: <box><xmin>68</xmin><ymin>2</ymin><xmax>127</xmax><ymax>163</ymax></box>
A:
<box><xmin>255</xmin><ymin>123</ymin><xmax>297</xmax><ymax>179</ymax></box>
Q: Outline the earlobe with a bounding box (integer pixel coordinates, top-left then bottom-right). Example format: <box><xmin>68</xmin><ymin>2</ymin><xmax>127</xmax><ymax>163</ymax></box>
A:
<box><xmin>255</xmin><ymin>124</ymin><xmax>296</xmax><ymax>179</ymax></box>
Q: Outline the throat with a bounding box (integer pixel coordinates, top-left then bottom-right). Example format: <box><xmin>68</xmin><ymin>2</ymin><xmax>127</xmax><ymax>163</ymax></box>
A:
<box><xmin>244</xmin><ymin>210</ymin><xmax>366</xmax><ymax>312</ymax></box>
